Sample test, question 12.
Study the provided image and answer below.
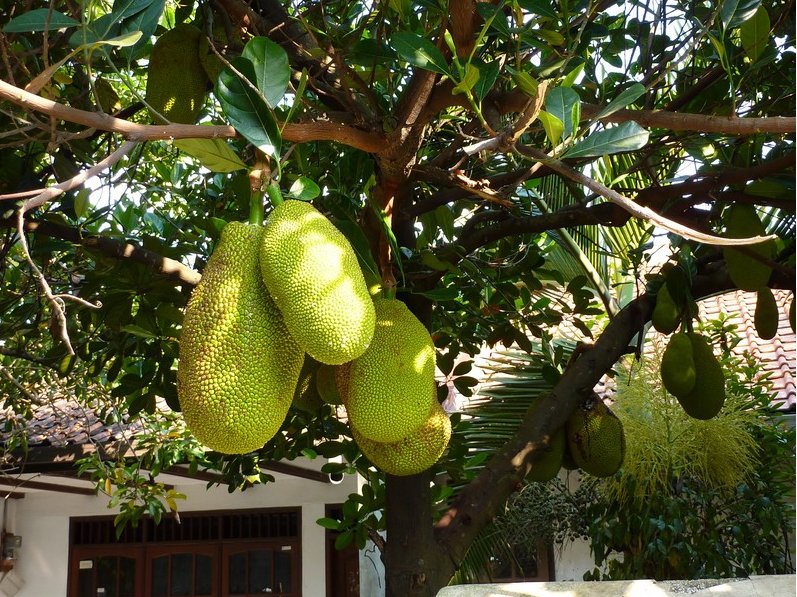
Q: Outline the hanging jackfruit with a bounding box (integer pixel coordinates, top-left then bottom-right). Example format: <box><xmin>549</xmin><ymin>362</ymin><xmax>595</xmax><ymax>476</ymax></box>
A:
<box><xmin>526</xmin><ymin>428</ymin><xmax>566</xmax><ymax>482</ymax></box>
<box><xmin>723</xmin><ymin>204</ymin><xmax>774</xmax><ymax>291</ymax></box>
<box><xmin>259</xmin><ymin>200</ymin><xmax>376</xmax><ymax>365</ymax></box>
<box><xmin>660</xmin><ymin>332</ymin><xmax>697</xmax><ymax>398</ymax></box>
<box><xmin>316</xmin><ymin>364</ymin><xmax>343</xmax><ymax>405</ymax></box>
<box><xmin>352</xmin><ymin>400</ymin><xmax>451</xmax><ymax>476</ymax></box>
<box><xmin>674</xmin><ymin>333</ymin><xmax>726</xmax><ymax>420</ymax></box>
<box><xmin>566</xmin><ymin>396</ymin><xmax>625</xmax><ymax>478</ymax></box>
<box><xmin>145</xmin><ymin>24</ymin><xmax>209</xmax><ymax>124</ymax></box>
<box><xmin>177</xmin><ymin>222</ymin><xmax>304</xmax><ymax>454</ymax></box>
<box><xmin>754</xmin><ymin>287</ymin><xmax>779</xmax><ymax>340</ymax></box>
<box><xmin>292</xmin><ymin>355</ymin><xmax>324</xmax><ymax>413</ymax></box>
<box><xmin>652</xmin><ymin>284</ymin><xmax>681</xmax><ymax>334</ymax></box>
<box><xmin>346</xmin><ymin>298</ymin><xmax>437</xmax><ymax>443</ymax></box>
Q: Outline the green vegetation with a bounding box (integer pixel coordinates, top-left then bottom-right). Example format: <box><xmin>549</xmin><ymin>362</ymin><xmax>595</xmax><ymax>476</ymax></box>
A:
<box><xmin>566</xmin><ymin>396</ymin><xmax>625</xmax><ymax>478</ymax></box>
<box><xmin>177</xmin><ymin>222</ymin><xmax>304</xmax><ymax>454</ymax></box>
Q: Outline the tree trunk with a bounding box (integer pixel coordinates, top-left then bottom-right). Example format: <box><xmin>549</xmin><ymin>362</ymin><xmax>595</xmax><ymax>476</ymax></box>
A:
<box><xmin>383</xmin><ymin>471</ymin><xmax>450</xmax><ymax>596</ymax></box>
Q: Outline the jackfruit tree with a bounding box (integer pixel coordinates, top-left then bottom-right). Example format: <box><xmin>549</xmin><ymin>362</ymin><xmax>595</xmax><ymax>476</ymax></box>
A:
<box><xmin>0</xmin><ymin>0</ymin><xmax>794</xmax><ymax>594</ymax></box>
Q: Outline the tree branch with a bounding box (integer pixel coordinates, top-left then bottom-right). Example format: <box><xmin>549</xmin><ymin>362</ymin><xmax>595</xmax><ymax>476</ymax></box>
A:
<box><xmin>0</xmin><ymin>79</ymin><xmax>385</xmax><ymax>153</ymax></box>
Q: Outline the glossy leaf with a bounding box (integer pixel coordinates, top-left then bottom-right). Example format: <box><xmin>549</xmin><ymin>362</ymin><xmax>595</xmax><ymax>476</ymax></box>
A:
<box><xmin>241</xmin><ymin>37</ymin><xmax>290</xmax><ymax>108</ymax></box>
<box><xmin>174</xmin><ymin>138</ymin><xmax>247</xmax><ymax>173</ymax></box>
<box><xmin>391</xmin><ymin>31</ymin><xmax>450</xmax><ymax>75</ymax></box>
<box><xmin>593</xmin><ymin>83</ymin><xmax>646</xmax><ymax>119</ymax></box>
<box><xmin>3</xmin><ymin>9</ymin><xmax>79</xmax><ymax>32</ymax></box>
<box><xmin>740</xmin><ymin>6</ymin><xmax>770</xmax><ymax>61</ymax></box>
<box><xmin>545</xmin><ymin>87</ymin><xmax>580</xmax><ymax>140</ymax></box>
<box><xmin>562</xmin><ymin>121</ymin><xmax>650</xmax><ymax>158</ymax></box>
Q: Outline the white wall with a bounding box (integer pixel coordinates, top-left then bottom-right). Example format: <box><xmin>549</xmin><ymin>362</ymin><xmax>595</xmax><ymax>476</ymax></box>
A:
<box><xmin>7</xmin><ymin>468</ymin><xmax>360</xmax><ymax>597</ymax></box>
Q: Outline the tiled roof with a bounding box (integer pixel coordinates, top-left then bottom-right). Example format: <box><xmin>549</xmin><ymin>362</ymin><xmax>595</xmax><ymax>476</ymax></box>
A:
<box><xmin>697</xmin><ymin>289</ymin><xmax>795</xmax><ymax>412</ymax></box>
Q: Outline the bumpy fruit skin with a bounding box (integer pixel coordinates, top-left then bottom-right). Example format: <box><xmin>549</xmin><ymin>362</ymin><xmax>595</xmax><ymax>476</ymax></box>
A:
<box><xmin>675</xmin><ymin>333</ymin><xmax>726</xmax><ymax>420</ymax></box>
<box><xmin>754</xmin><ymin>287</ymin><xmax>779</xmax><ymax>340</ymax></box>
<box><xmin>526</xmin><ymin>428</ymin><xmax>565</xmax><ymax>482</ymax></box>
<box><xmin>723</xmin><ymin>204</ymin><xmax>774</xmax><ymax>291</ymax></box>
<box><xmin>177</xmin><ymin>222</ymin><xmax>303</xmax><ymax>454</ymax></box>
<box><xmin>352</xmin><ymin>400</ymin><xmax>451</xmax><ymax>476</ymax></box>
<box><xmin>145</xmin><ymin>24</ymin><xmax>209</xmax><ymax>124</ymax></box>
<box><xmin>566</xmin><ymin>397</ymin><xmax>625</xmax><ymax>478</ymax></box>
<box><xmin>652</xmin><ymin>284</ymin><xmax>681</xmax><ymax>334</ymax></box>
<box><xmin>316</xmin><ymin>364</ymin><xmax>343</xmax><ymax>405</ymax></box>
<box><xmin>292</xmin><ymin>355</ymin><xmax>324</xmax><ymax>413</ymax></box>
<box><xmin>347</xmin><ymin>299</ymin><xmax>437</xmax><ymax>443</ymax></box>
<box><xmin>259</xmin><ymin>201</ymin><xmax>376</xmax><ymax>365</ymax></box>
<box><xmin>660</xmin><ymin>332</ymin><xmax>697</xmax><ymax>398</ymax></box>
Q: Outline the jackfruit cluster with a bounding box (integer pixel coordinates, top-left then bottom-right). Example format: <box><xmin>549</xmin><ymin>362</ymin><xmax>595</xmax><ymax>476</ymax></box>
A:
<box><xmin>526</xmin><ymin>428</ymin><xmax>566</xmax><ymax>482</ymax></box>
<box><xmin>145</xmin><ymin>24</ymin><xmax>209</xmax><ymax>124</ymax></box>
<box><xmin>566</xmin><ymin>396</ymin><xmax>625</xmax><ymax>478</ymax></box>
<box><xmin>672</xmin><ymin>333</ymin><xmax>726</xmax><ymax>420</ymax></box>
<box><xmin>177</xmin><ymin>222</ymin><xmax>304</xmax><ymax>454</ymax></box>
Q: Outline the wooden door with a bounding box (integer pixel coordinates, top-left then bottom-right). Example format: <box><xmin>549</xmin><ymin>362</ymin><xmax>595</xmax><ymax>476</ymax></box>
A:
<box><xmin>146</xmin><ymin>544</ymin><xmax>220</xmax><ymax>597</ymax></box>
<box><xmin>221</xmin><ymin>542</ymin><xmax>299</xmax><ymax>596</ymax></box>
<box><xmin>69</xmin><ymin>546</ymin><xmax>145</xmax><ymax>597</ymax></box>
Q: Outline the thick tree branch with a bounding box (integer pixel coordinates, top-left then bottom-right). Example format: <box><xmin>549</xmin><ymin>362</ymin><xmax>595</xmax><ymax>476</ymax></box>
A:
<box><xmin>0</xmin><ymin>79</ymin><xmax>385</xmax><ymax>153</ymax></box>
<box><xmin>0</xmin><ymin>217</ymin><xmax>201</xmax><ymax>287</ymax></box>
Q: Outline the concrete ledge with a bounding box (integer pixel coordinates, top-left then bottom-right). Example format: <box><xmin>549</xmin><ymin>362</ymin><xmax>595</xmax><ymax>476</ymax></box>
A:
<box><xmin>436</xmin><ymin>575</ymin><xmax>796</xmax><ymax>597</ymax></box>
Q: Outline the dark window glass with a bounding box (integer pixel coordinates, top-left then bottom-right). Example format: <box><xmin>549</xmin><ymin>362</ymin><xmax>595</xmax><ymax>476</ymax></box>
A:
<box><xmin>275</xmin><ymin>549</ymin><xmax>292</xmax><ymax>593</ymax></box>
<box><xmin>195</xmin><ymin>554</ymin><xmax>212</xmax><ymax>595</ymax></box>
<box><xmin>118</xmin><ymin>556</ymin><xmax>136</xmax><ymax>597</ymax></box>
<box><xmin>77</xmin><ymin>564</ymin><xmax>93</xmax><ymax>597</ymax></box>
<box><xmin>228</xmin><ymin>553</ymin><xmax>247</xmax><ymax>594</ymax></box>
<box><xmin>96</xmin><ymin>557</ymin><xmax>117</xmax><ymax>597</ymax></box>
<box><xmin>152</xmin><ymin>555</ymin><xmax>168</xmax><ymax>597</ymax></box>
<box><xmin>249</xmin><ymin>549</ymin><xmax>272</xmax><ymax>593</ymax></box>
<box><xmin>170</xmin><ymin>553</ymin><xmax>193</xmax><ymax>596</ymax></box>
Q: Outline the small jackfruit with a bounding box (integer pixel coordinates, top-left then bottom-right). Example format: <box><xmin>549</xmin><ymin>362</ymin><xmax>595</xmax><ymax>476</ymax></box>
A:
<box><xmin>352</xmin><ymin>400</ymin><xmax>451</xmax><ymax>476</ymax></box>
<box><xmin>675</xmin><ymin>333</ymin><xmax>725</xmax><ymax>420</ymax></box>
<box><xmin>346</xmin><ymin>298</ymin><xmax>437</xmax><ymax>443</ymax></box>
<box><xmin>723</xmin><ymin>204</ymin><xmax>774</xmax><ymax>291</ymax></box>
<box><xmin>526</xmin><ymin>428</ymin><xmax>565</xmax><ymax>482</ymax></box>
<box><xmin>566</xmin><ymin>396</ymin><xmax>625</xmax><ymax>478</ymax></box>
<box><xmin>316</xmin><ymin>364</ymin><xmax>343</xmax><ymax>405</ymax></box>
<box><xmin>177</xmin><ymin>222</ymin><xmax>304</xmax><ymax>454</ymax></box>
<box><xmin>145</xmin><ymin>24</ymin><xmax>209</xmax><ymax>124</ymax></box>
<box><xmin>754</xmin><ymin>287</ymin><xmax>779</xmax><ymax>340</ymax></box>
<box><xmin>292</xmin><ymin>355</ymin><xmax>324</xmax><ymax>413</ymax></box>
<box><xmin>259</xmin><ymin>200</ymin><xmax>376</xmax><ymax>365</ymax></box>
<box><xmin>652</xmin><ymin>284</ymin><xmax>681</xmax><ymax>334</ymax></box>
<box><xmin>660</xmin><ymin>332</ymin><xmax>697</xmax><ymax>398</ymax></box>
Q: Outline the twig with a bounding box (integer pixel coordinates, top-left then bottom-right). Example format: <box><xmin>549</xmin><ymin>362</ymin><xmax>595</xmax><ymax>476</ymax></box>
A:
<box><xmin>517</xmin><ymin>145</ymin><xmax>779</xmax><ymax>247</ymax></box>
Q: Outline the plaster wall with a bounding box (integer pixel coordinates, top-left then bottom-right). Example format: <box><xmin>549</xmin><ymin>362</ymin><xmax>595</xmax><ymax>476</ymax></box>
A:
<box><xmin>5</xmin><ymin>469</ymin><xmax>359</xmax><ymax>597</ymax></box>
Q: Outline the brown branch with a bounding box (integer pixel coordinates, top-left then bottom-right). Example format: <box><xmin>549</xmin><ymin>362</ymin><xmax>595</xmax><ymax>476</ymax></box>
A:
<box><xmin>0</xmin><ymin>217</ymin><xmax>201</xmax><ymax>287</ymax></box>
<box><xmin>0</xmin><ymin>79</ymin><xmax>385</xmax><ymax>153</ymax></box>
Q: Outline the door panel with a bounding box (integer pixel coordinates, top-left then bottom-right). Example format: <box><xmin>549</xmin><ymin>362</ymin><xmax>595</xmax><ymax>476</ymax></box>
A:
<box><xmin>69</xmin><ymin>547</ymin><xmax>144</xmax><ymax>597</ymax></box>
<box><xmin>146</xmin><ymin>545</ymin><xmax>219</xmax><ymax>597</ymax></box>
<box><xmin>222</xmin><ymin>543</ymin><xmax>298</xmax><ymax>596</ymax></box>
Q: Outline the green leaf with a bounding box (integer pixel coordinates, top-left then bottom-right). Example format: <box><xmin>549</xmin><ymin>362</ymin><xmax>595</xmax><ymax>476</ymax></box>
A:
<box><xmin>174</xmin><ymin>138</ymin><xmax>247</xmax><ymax>173</ymax></box>
<box><xmin>562</xmin><ymin>121</ymin><xmax>650</xmax><ymax>158</ymax></box>
<box><xmin>472</xmin><ymin>60</ymin><xmax>500</xmax><ymax>101</ymax></box>
<box><xmin>390</xmin><ymin>32</ymin><xmax>450</xmax><ymax>75</ymax></box>
<box><xmin>316</xmin><ymin>517</ymin><xmax>341</xmax><ymax>530</ymax></box>
<box><xmin>537</xmin><ymin>110</ymin><xmax>565</xmax><ymax>146</ymax></box>
<box><xmin>3</xmin><ymin>9</ymin><xmax>80</xmax><ymax>32</ymax></box>
<box><xmin>545</xmin><ymin>87</ymin><xmax>580</xmax><ymax>140</ymax></box>
<box><xmin>512</xmin><ymin>70</ymin><xmax>539</xmax><ymax>98</ymax></box>
<box><xmin>740</xmin><ymin>6</ymin><xmax>770</xmax><ymax>62</ymax></box>
<box><xmin>120</xmin><ymin>324</ymin><xmax>158</xmax><ymax>339</ymax></box>
<box><xmin>516</xmin><ymin>0</ymin><xmax>559</xmax><ymax>19</ymax></box>
<box><xmin>241</xmin><ymin>37</ymin><xmax>290</xmax><ymax>108</ymax></box>
<box><xmin>217</xmin><ymin>57</ymin><xmax>282</xmax><ymax>159</ymax></box>
<box><xmin>452</xmin><ymin>63</ymin><xmax>480</xmax><ymax>96</ymax></box>
<box><xmin>415</xmin><ymin>287</ymin><xmax>460</xmax><ymax>301</ymax></box>
<box><xmin>561</xmin><ymin>62</ymin><xmax>584</xmax><ymax>88</ymax></box>
<box><xmin>287</xmin><ymin>177</ymin><xmax>321</xmax><ymax>200</ymax></box>
<box><xmin>721</xmin><ymin>0</ymin><xmax>761</xmax><ymax>30</ymax></box>
<box><xmin>97</xmin><ymin>30</ymin><xmax>143</xmax><ymax>48</ymax></box>
<box><xmin>594</xmin><ymin>83</ymin><xmax>646</xmax><ymax>119</ymax></box>
<box><xmin>74</xmin><ymin>189</ymin><xmax>91</xmax><ymax>219</ymax></box>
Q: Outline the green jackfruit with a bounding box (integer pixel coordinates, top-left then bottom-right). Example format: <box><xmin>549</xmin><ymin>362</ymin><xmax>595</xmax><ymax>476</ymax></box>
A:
<box><xmin>566</xmin><ymin>396</ymin><xmax>625</xmax><ymax>478</ymax></box>
<box><xmin>292</xmin><ymin>356</ymin><xmax>324</xmax><ymax>413</ymax></box>
<box><xmin>145</xmin><ymin>24</ymin><xmax>209</xmax><ymax>124</ymax></box>
<box><xmin>723</xmin><ymin>204</ymin><xmax>774</xmax><ymax>291</ymax></box>
<box><xmin>652</xmin><ymin>284</ymin><xmax>681</xmax><ymax>334</ymax></box>
<box><xmin>675</xmin><ymin>333</ymin><xmax>725</xmax><ymax>420</ymax></box>
<box><xmin>352</xmin><ymin>400</ymin><xmax>451</xmax><ymax>476</ymax></box>
<box><xmin>346</xmin><ymin>298</ymin><xmax>437</xmax><ymax>443</ymax></box>
<box><xmin>755</xmin><ymin>287</ymin><xmax>779</xmax><ymax>340</ymax></box>
<box><xmin>316</xmin><ymin>364</ymin><xmax>343</xmax><ymax>405</ymax></box>
<box><xmin>177</xmin><ymin>222</ymin><xmax>304</xmax><ymax>454</ymax></box>
<box><xmin>526</xmin><ymin>428</ymin><xmax>565</xmax><ymax>482</ymax></box>
<box><xmin>660</xmin><ymin>332</ymin><xmax>696</xmax><ymax>398</ymax></box>
<box><xmin>259</xmin><ymin>200</ymin><xmax>376</xmax><ymax>365</ymax></box>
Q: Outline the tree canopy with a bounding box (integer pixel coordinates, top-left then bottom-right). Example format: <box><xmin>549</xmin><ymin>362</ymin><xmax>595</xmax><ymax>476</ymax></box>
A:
<box><xmin>0</xmin><ymin>0</ymin><xmax>794</xmax><ymax>594</ymax></box>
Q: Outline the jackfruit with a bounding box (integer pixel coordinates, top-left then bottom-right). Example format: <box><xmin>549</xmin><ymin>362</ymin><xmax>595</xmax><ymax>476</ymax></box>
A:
<box><xmin>352</xmin><ymin>400</ymin><xmax>451</xmax><ymax>476</ymax></box>
<box><xmin>723</xmin><ymin>204</ymin><xmax>774</xmax><ymax>291</ymax></box>
<box><xmin>754</xmin><ymin>287</ymin><xmax>779</xmax><ymax>340</ymax></box>
<box><xmin>675</xmin><ymin>333</ymin><xmax>725</xmax><ymax>420</ymax></box>
<box><xmin>526</xmin><ymin>428</ymin><xmax>565</xmax><ymax>482</ymax></box>
<box><xmin>566</xmin><ymin>396</ymin><xmax>625</xmax><ymax>478</ymax></box>
<box><xmin>561</xmin><ymin>443</ymin><xmax>579</xmax><ymax>470</ymax></box>
<box><xmin>177</xmin><ymin>222</ymin><xmax>304</xmax><ymax>454</ymax></box>
<box><xmin>652</xmin><ymin>284</ymin><xmax>681</xmax><ymax>334</ymax></box>
<box><xmin>145</xmin><ymin>24</ymin><xmax>209</xmax><ymax>124</ymax></box>
<box><xmin>660</xmin><ymin>332</ymin><xmax>696</xmax><ymax>398</ymax></box>
<box><xmin>346</xmin><ymin>298</ymin><xmax>437</xmax><ymax>443</ymax></box>
<box><xmin>292</xmin><ymin>356</ymin><xmax>324</xmax><ymax>413</ymax></box>
<box><xmin>316</xmin><ymin>364</ymin><xmax>343</xmax><ymax>405</ymax></box>
<box><xmin>259</xmin><ymin>200</ymin><xmax>376</xmax><ymax>365</ymax></box>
